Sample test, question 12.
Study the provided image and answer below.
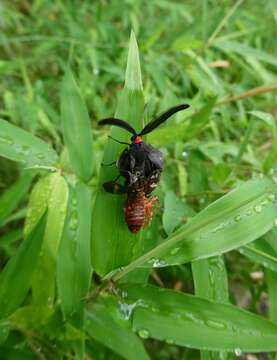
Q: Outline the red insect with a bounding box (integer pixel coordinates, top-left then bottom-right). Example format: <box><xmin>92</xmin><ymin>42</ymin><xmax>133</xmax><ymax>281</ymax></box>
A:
<box><xmin>124</xmin><ymin>184</ymin><xmax>158</xmax><ymax>233</ymax></box>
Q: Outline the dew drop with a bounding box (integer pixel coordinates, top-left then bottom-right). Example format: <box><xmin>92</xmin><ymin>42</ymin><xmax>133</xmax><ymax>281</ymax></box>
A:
<box><xmin>121</xmin><ymin>291</ymin><xmax>128</xmax><ymax>299</ymax></box>
<box><xmin>36</xmin><ymin>153</ymin><xmax>45</xmax><ymax>160</ymax></box>
<box><xmin>165</xmin><ymin>338</ymin><xmax>174</xmax><ymax>345</ymax></box>
<box><xmin>205</xmin><ymin>319</ymin><xmax>226</xmax><ymax>330</ymax></box>
<box><xmin>152</xmin><ymin>259</ymin><xmax>166</xmax><ymax>268</ymax></box>
<box><xmin>254</xmin><ymin>204</ymin><xmax>262</xmax><ymax>213</ymax></box>
<box><xmin>72</xmin><ymin>198</ymin><xmax>77</xmax><ymax>206</ymax></box>
<box><xmin>234</xmin><ymin>215</ymin><xmax>241</xmax><ymax>222</ymax></box>
<box><xmin>119</xmin><ymin>302</ymin><xmax>137</xmax><ymax>320</ymax></box>
<box><xmin>274</xmin><ymin>218</ymin><xmax>277</xmax><ymax>226</ymax></box>
<box><xmin>0</xmin><ymin>135</ymin><xmax>14</xmax><ymax>145</ymax></box>
<box><xmin>234</xmin><ymin>348</ymin><xmax>242</xmax><ymax>356</ymax></box>
<box><xmin>246</xmin><ymin>209</ymin><xmax>253</xmax><ymax>216</ymax></box>
<box><xmin>170</xmin><ymin>247</ymin><xmax>180</xmax><ymax>255</ymax></box>
<box><xmin>138</xmin><ymin>329</ymin><xmax>149</xmax><ymax>339</ymax></box>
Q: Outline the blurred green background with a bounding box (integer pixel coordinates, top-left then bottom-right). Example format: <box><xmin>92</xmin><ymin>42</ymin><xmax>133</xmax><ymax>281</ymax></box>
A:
<box><xmin>0</xmin><ymin>0</ymin><xmax>277</xmax><ymax>359</ymax></box>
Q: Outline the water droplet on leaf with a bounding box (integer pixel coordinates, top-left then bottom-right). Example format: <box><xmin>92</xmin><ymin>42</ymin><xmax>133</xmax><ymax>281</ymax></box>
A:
<box><xmin>138</xmin><ymin>329</ymin><xmax>149</xmax><ymax>339</ymax></box>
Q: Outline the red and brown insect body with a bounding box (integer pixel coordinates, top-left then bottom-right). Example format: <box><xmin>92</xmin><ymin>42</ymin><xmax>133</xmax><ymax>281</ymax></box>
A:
<box><xmin>124</xmin><ymin>187</ymin><xmax>158</xmax><ymax>233</ymax></box>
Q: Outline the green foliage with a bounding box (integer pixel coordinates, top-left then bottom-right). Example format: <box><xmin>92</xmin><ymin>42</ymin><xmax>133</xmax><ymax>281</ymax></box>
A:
<box><xmin>0</xmin><ymin>1</ymin><xmax>277</xmax><ymax>359</ymax></box>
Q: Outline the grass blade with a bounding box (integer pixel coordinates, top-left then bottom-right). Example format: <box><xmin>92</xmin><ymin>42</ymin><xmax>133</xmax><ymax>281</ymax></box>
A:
<box><xmin>192</xmin><ymin>256</ymin><xmax>231</xmax><ymax>360</ymax></box>
<box><xmin>0</xmin><ymin>119</ymin><xmax>58</xmax><ymax>167</ymax></box>
<box><xmin>61</xmin><ymin>70</ymin><xmax>94</xmax><ymax>182</ymax></box>
<box><xmin>109</xmin><ymin>177</ymin><xmax>277</xmax><ymax>281</ymax></box>
<box><xmin>266</xmin><ymin>269</ymin><xmax>277</xmax><ymax>324</ymax></box>
<box><xmin>239</xmin><ymin>238</ymin><xmax>277</xmax><ymax>272</ymax></box>
<box><xmin>0</xmin><ymin>173</ymin><xmax>33</xmax><ymax>227</ymax></box>
<box><xmin>86</xmin><ymin>306</ymin><xmax>149</xmax><ymax>360</ymax></box>
<box><xmin>57</xmin><ymin>181</ymin><xmax>92</xmax><ymax>328</ymax></box>
<box><xmin>122</xmin><ymin>284</ymin><xmax>277</xmax><ymax>352</ymax></box>
<box><xmin>0</xmin><ymin>212</ymin><xmax>47</xmax><ymax>319</ymax></box>
<box><xmin>91</xmin><ymin>31</ymin><xmax>144</xmax><ymax>276</ymax></box>
<box><xmin>30</xmin><ymin>173</ymin><xmax>68</xmax><ymax>320</ymax></box>
<box><xmin>214</xmin><ymin>40</ymin><xmax>277</xmax><ymax>66</ymax></box>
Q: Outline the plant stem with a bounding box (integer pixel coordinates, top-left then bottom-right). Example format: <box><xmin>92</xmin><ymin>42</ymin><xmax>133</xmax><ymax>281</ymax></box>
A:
<box><xmin>216</xmin><ymin>84</ymin><xmax>277</xmax><ymax>106</ymax></box>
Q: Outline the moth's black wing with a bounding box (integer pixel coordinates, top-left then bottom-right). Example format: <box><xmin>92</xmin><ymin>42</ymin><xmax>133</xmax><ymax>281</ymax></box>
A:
<box><xmin>117</xmin><ymin>148</ymin><xmax>135</xmax><ymax>175</ymax></box>
<box><xmin>99</xmin><ymin>118</ymin><xmax>137</xmax><ymax>135</ymax></box>
<box><xmin>146</xmin><ymin>145</ymin><xmax>163</xmax><ymax>170</ymax></box>
<box><xmin>139</xmin><ymin>104</ymin><xmax>190</xmax><ymax>136</ymax></box>
<box><xmin>103</xmin><ymin>181</ymin><xmax>127</xmax><ymax>194</ymax></box>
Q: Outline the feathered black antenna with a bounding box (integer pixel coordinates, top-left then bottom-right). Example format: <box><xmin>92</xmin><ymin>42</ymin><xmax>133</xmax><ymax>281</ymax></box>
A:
<box><xmin>139</xmin><ymin>104</ymin><xmax>190</xmax><ymax>136</ymax></box>
<box><xmin>98</xmin><ymin>118</ymin><xmax>137</xmax><ymax>135</ymax></box>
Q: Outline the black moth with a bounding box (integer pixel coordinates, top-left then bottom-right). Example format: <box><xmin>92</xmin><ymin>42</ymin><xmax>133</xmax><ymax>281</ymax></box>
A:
<box><xmin>99</xmin><ymin>104</ymin><xmax>190</xmax><ymax>232</ymax></box>
<box><xmin>99</xmin><ymin>104</ymin><xmax>190</xmax><ymax>194</ymax></box>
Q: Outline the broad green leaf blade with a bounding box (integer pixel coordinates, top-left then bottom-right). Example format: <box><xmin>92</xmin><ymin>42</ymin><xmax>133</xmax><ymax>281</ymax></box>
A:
<box><xmin>61</xmin><ymin>70</ymin><xmax>94</xmax><ymax>182</ymax></box>
<box><xmin>57</xmin><ymin>181</ymin><xmax>92</xmax><ymax>328</ymax></box>
<box><xmin>125</xmin><ymin>30</ymin><xmax>143</xmax><ymax>91</ymax></box>
<box><xmin>0</xmin><ymin>173</ymin><xmax>33</xmax><ymax>227</ymax></box>
<box><xmin>266</xmin><ymin>269</ymin><xmax>277</xmax><ymax>324</ymax></box>
<box><xmin>192</xmin><ymin>256</ymin><xmax>229</xmax><ymax>304</ymax></box>
<box><xmin>31</xmin><ymin>173</ymin><xmax>68</xmax><ymax>319</ymax></box>
<box><xmin>0</xmin><ymin>119</ymin><xmax>58</xmax><ymax>166</ymax></box>
<box><xmin>122</xmin><ymin>284</ymin><xmax>277</xmax><ymax>352</ymax></box>
<box><xmin>239</xmin><ymin>238</ymin><xmax>277</xmax><ymax>272</ymax></box>
<box><xmin>192</xmin><ymin>256</ymin><xmax>231</xmax><ymax>360</ymax></box>
<box><xmin>0</xmin><ymin>213</ymin><xmax>46</xmax><ymax>319</ymax></box>
<box><xmin>162</xmin><ymin>190</ymin><xmax>187</xmax><ymax>235</ymax></box>
<box><xmin>24</xmin><ymin>174</ymin><xmax>52</xmax><ymax>236</ymax></box>
<box><xmin>109</xmin><ymin>177</ymin><xmax>277</xmax><ymax>281</ymax></box>
<box><xmin>86</xmin><ymin>307</ymin><xmax>149</xmax><ymax>360</ymax></box>
<box><xmin>91</xmin><ymin>31</ymin><xmax>144</xmax><ymax>276</ymax></box>
<box><xmin>214</xmin><ymin>40</ymin><xmax>277</xmax><ymax>66</ymax></box>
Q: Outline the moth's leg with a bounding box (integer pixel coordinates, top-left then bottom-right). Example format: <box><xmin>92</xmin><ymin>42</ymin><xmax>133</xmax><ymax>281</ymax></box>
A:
<box><xmin>101</xmin><ymin>161</ymin><xmax>116</xmax><ymax>166</ymax></box>
<box><xmin>108</xmin><ymin>135</ymin><xmax>130</xmax><ymax>145</ymax></box>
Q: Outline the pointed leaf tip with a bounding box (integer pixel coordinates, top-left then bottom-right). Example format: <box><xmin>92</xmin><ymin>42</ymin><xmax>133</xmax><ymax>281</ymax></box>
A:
<box><xmin>125</xmin><ymin>31</ymin><xmax>143</xmax><ymax>91</ymax></box>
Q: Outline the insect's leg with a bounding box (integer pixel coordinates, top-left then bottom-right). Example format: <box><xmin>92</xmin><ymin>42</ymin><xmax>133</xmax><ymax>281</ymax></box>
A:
<box><xmin>103</xmin><ymin>175</ymin><xmax>127</xmax><ymax>194</ymax></box>
<box><xmin>108</xmin><ymin>136</ymin><xmax>130</xmax><ymax>145</ymax></box>
<box><xmin>144</xmin><ymin>196</ymin><xmax>159</xmax><ymax>227</ymax></box>
<box><xmin>101</xmin><ymin>160</ymin><xmax>116</xmax><ymax>166</ymax></box>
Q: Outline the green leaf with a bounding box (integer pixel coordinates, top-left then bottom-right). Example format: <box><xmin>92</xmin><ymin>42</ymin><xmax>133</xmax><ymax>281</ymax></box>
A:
<box><xmin>0</xmin><ymin>119</ymin><xmax>58</xmax><ymax>167</ymax></box>
<box><xmin>162</xmin><ymin>190</ymin><xmax>187</xmax><ymax>235</ymax></box>
<box><xmin>248</xmin><ymin>111</ymin><xmax>277</xmax><ymax>172</ymax></box>
<box><xmin>91</xmin><ymin>31</ymin><xmax>144</xmax><ymax>276</ymax></box>
<box><xmin>239</xmin><ymin>238</ymin><xmax>277</xmax><ymax>272</ymax></box>
<box><xmin>86</xmin><ymin>306</ymin><xmax>149</xmax><ymax>360</ymax></box>
<box><xmin>192</xmin><ymin>256</ymin><xmax>231</xmax><ymax>360</ymax></box>
<box><xmin>61</xmin><ymin>70</ymin><xmax>94</xmax><ymax>182</ymax></box>
<box><xmin>121</xmin><ymin>284</ymin><xmax>277</xmax><ymax>352</ymax></box>
<box><xmin>24</xmin><ymin>174</ymin><xmax>52</xmax><ymax>236</ymax></box>
<box><xmin>0</xmin><ymin>173</ymin><xmax>33</xmax><ymax>227</ymax></box>
<box><xmin>266</xmin><ymin>269</ymin><xmax>277</xmax><ymax>324</ymax></box>
<box><xmin>109</xmin><ymin>177</ymin><xmax>277</xmax><ymax>281</ymax></box>
<box><xmin>31</xmin><ymin>173</ymin><xmax>68</xmax><ymax>320</ymax></box>
<box><xmin>214</xmin><ymin>40</ymin><xmax>277</xmax><ymax>66</ymax></box>
<box><xmin>0</xmin><ymin>212</ymin><xmax>47</xmax><ymax>319</ymax></box>
<box><xmin>125</xmin><ymin>30</ymin><xmax>143</xmax><ymax>91</ymax></box>
<box><xmin>57</xmin><ymin>181</ymin><xmax>92</xmax><ymax>328</ymax></box>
